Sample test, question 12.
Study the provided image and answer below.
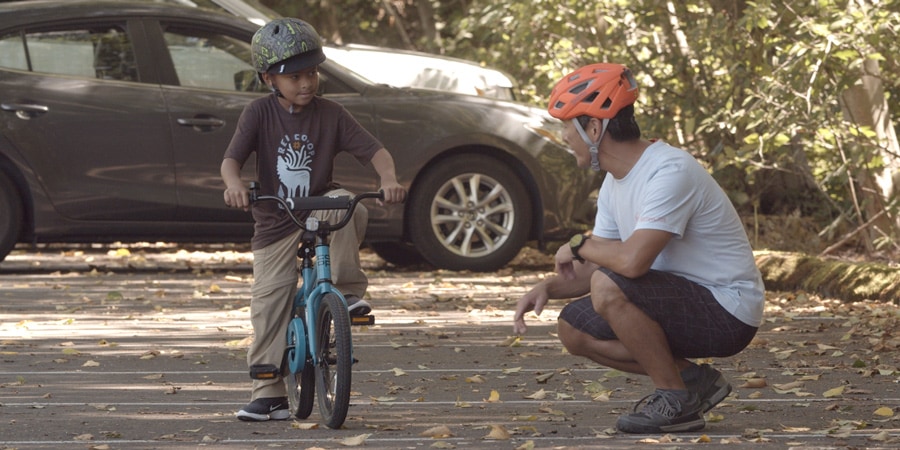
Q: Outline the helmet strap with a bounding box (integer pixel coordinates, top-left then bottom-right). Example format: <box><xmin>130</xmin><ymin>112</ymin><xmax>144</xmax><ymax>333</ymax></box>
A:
<box><xmin>574</xmin><ymin>118</ymin><xmax>608</xmax><ymax>172</ymax></box>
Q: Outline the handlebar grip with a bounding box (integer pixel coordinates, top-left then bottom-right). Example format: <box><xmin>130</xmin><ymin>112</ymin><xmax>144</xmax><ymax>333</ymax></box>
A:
<box><xmin>285</xmin><ymin>195</ymin><xmax>352</xmax><ymax>211</ymax></box>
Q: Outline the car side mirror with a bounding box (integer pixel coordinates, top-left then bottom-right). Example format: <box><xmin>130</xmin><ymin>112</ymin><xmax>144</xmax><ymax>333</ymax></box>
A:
<box><xmin>234</xmin><ymin>69</ymin><xmax>267</xmax><ymax>93</ymax></box>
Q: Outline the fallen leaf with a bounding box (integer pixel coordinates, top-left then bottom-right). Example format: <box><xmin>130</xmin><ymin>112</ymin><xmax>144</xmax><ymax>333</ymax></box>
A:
<box><xmin>292</xmin><ymin>421</ymin><xmax>319</xmax><ymax>430</ymax></box>
<box><xmin>823</xmin><ymin>385</ymin><xmax>845</xmax><ymax>398</ymax></box>
<box><xmin>738</xmin><ymin>378</ymin><xmax>768</xmax><ymax>389</ymax></box>
<box><xmin>873</xmin><ymin>406</ymin><xmax>894</xmax><ymax>417</ymax></box>
<box><xmin>420</xmin><ymin>425</ymin><xmax>453</xmax><ymax>438</ymax></box>
<box><xmin>339</xmin><ymin>434</ymin><xmax>371</xmax><ymax>446</ymax></box>
<box><xmin>484</xmin><ymin>424</ymin><xmax>511</xmax><ymax>440</ymax></box>
<box><xmin>465</xmin><ymin>374</ymin><xmax>486</xmax><ymax>384</ymax></box>
<box><xmin>869</xmin><ymin>430</ymin><xmax>892</xmax><ymax>441</ymax></box>
<box><xmin>524</xmin><ymin>389</ymin><xmax>547</xmax><ymax>400</ymax></box>
<box><xmin>535</xmin><ymin>372</ymin><xmax>554</xmax><ymax>384</ymax></box>
<box><xmin>485</xmin><ymin>389</ymin><xmax>501</xmax><ymax>403</ymax></box>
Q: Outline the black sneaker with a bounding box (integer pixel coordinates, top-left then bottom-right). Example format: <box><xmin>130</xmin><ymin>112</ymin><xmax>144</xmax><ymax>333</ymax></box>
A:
<box><xmin>236</xmin><ymin>396</ymin><xmax>290</xmax><ymax>422</ymax></box>
<box><xmin>616</xmin><ymin>389</ymin><xmax>705</xmax><ymax>434</ymax></box>
<box><xmin>684</xmin><ymin>364</ymin><xmax>732</xmax><ymax>413</ymax></box>
<box><xmin>345</xmin><ymin>295</ymin><xmax>372</xmax><ymax>316</ymax></box>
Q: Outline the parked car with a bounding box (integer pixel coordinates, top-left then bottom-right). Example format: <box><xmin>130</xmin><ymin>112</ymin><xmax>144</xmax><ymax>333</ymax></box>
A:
<box><xmin>324</xmin><ymin>44</ymin><xmax>517</xmax><ymax>101</ymax></box>
<box><xmin>0</xmin><ymin>0</ymin><xmax>598</xmax><ymax>271</ymax></box>
<box><xmin>194</xmin><ymin>0</ymin><xmax>518</xmax><ymax>100</ymax></box>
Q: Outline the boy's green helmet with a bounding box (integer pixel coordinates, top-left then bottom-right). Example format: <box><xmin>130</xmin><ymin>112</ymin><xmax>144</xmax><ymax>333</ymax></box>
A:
<box><xmin>251</xmin><ymin>18</ymin><xmax>326</xmax><ymax>75</ymax></box>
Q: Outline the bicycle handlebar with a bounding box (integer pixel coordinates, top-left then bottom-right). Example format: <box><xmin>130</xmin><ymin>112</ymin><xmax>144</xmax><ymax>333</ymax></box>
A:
<box><xmin>248</xmin><ymin>181</ymin><xmax>384</xmax><ymax>233</ymax></box>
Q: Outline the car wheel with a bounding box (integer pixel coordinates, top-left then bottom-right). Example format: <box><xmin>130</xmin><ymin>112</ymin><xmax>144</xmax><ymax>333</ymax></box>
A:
<box><xmin>367</xmin><ymin>242</ymin><xmax>426</xmax><ymax>266</ymax></box>
<box><xmin>408</xmin><ymin>155</ymin><xmax>532</xmax><ymax>272</ymax></box>
<box><xmin>0</xmin><ymin>172</ymin><xmax>23</xmax><ymax>262</ymax></box>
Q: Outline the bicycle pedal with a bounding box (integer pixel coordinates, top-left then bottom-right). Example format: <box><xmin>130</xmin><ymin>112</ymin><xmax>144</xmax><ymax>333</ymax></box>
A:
<box><xmin>249</xmin><ymin>363</ymin><xmax>280</xmax><ymax>380</ymax></box>
<box><xmin>350</xmin><ymin>315</ymin><xmax>374</xmax><ymax>326</ymax></box>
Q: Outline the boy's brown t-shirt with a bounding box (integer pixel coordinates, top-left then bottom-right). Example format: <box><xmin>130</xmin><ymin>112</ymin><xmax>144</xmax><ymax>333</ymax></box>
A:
<box><xmin>224</xmin><ymin>94</ymin><xmax>382</xmax><ymax>250</ymax></box>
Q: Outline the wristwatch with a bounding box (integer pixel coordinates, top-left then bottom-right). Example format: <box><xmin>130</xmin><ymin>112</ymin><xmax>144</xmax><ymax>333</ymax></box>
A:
<box><xmin>569</xmin><ymin>234</ymin><xmax>587</xmax><ymax>263</ymax></box>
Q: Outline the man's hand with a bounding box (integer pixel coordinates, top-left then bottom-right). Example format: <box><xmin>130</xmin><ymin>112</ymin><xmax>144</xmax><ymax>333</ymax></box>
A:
<box><xmin>513</xmin><ymin>283</ymin><xmax>550</xmax><ymax>335</ymax></box>
<box><xmin>554</xmin><ymin>243</ymin><xmax>578</xmax><ymax>280</ymax></box>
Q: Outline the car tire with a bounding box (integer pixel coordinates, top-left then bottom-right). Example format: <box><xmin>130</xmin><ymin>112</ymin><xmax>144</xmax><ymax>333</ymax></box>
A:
<box><xmin>367</xmin><ymin>242</ymin><xmax>426</xmax><ymax>266</ymax></box>
<box><xmin>0</xmin><ymin>172</ymin><xmax>23</xmax><ymax>262</ymax></box>
<box><xmin>408</xmin><ymin>155</ymin><xmax>532</xmax><ymax>272</ymax></box>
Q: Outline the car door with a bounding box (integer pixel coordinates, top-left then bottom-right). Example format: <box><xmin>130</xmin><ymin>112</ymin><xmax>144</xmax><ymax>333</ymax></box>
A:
<box><xmin>0</xmin><ymin>20</ymin><xmax>176</xmax><ymax>221</ymax></box>
<box><xmin>150</xmin><ymin>20</ymin><xmax>263</xmax><ymax>223</ymax></box>
<box><xmin>153</xmin><ymin>20</ymin><xmax>382</xmax><ymax>224</ymax></box>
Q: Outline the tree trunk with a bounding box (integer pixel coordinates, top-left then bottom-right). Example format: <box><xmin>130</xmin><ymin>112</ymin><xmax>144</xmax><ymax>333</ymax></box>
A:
<box><xmin>839</xmin><ymin>58</ymin><xmax>900</xmax><ymax>246</ymax></box>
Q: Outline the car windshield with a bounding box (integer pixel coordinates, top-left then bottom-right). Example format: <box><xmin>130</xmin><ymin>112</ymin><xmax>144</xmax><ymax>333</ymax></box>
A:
<box><xmin>176</xmin><ymin>0</ymin><xmax>277</xmax><ymax>25</ymax></box>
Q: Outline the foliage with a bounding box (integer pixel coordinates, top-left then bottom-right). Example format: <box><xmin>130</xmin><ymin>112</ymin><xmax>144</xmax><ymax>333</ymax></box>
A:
<box><xmin>262</xmin><ymin>0</ymin><xmax>900</xmax><ymax>253</ymax></box>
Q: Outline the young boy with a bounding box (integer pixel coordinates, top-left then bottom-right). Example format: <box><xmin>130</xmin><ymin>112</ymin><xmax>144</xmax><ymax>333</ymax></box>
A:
<box><xmin>221</xmin><ymin>18</ymin><xmax>406</xmax><ymax>422</ymax></box>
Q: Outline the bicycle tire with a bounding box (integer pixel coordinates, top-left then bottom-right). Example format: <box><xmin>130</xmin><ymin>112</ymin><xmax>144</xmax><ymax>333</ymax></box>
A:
<box><xmin>284</xmin><ymin>318</ymin><xmax>316</xmax><ymax>419</ymax></box>
<box><xmin>314</xmin><ymin>292</ymin><xmax>352</xmax><ymax>429</ymax></box>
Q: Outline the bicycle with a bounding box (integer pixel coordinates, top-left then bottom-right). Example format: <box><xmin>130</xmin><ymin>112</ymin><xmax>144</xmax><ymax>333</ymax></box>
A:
<box><xmin>247</xmin><ymin>182</ymin><xmax>382</xmax><ymax>429</ymax></box>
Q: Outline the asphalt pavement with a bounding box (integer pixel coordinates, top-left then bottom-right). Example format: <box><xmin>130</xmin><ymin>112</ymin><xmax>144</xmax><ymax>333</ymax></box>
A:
<box><xmin>1</xmin><ymin>245</ymin><xmax>898</xmax><ymax>449</ymax></box>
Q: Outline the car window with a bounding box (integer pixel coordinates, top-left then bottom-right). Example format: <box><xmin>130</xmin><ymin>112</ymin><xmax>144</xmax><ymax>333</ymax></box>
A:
<box><xmin>0</xmin><ymin>33</ymin><xmax>27</xmax><ymax>70</ymax></box>
<box><xmin>0</xmin><ymin>26</ymin><xmax>137</xmax><ymax>81</ymax></box>
<box><xmin>162</xmin><ymin>27</ymin><xmax>264</xmax><ymax>92</ymax></box>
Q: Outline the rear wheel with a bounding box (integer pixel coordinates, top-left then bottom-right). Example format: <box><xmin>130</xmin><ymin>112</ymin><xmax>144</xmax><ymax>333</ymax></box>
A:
<box><xmin>0</xmin><ymin>172</ymin><xmax>22</xmax><ymax>262</ymax></box>
<box><xmin>314</xmin><ymin>293</ymin><xmax>352</xmax><ymax>429</ymax></box>
<box><xmin>408</xmin><ymin>155</ymin><xmax>532</xmax><ymax>272</ymax></box>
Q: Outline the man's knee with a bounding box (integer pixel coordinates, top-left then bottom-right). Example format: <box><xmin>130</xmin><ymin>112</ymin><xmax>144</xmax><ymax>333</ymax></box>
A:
<box><xmin>589</xmin><ymin>271</ymin><xmax>627</xmax><ymax>316</ymax></box>
<box><xmin>557</xmin><ymin>318</ymin><xmax>588</xmax><ymax>357</ymax></box>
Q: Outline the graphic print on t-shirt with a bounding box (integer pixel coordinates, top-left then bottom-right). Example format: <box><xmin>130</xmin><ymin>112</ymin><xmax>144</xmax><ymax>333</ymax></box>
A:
<box><xmin>276</xmin><ymin>133</ymin><xmax>314</xmax><ymax>198</ymax></box>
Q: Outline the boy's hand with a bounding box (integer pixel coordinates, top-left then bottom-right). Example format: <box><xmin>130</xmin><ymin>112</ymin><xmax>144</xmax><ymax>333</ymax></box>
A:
<box><xmin>379</xmin><ymin>181</ymin><xmax>407</xmax><ymax>205</ymax></box>
<box><xmin>224</xmin><ymin>185</ymin><xmax>250</xmax><ymax>211</ymax></box>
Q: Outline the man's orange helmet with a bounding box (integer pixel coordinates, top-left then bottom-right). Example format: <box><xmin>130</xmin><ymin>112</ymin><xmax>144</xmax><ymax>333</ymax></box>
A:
<box><xmin>548</xmin><ymin>63</ymin><xmax>638</xmax><ymax>120</ymax></box>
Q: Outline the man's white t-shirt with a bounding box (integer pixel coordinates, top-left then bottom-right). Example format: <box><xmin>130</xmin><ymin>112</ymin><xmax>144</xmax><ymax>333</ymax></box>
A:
<box><xmin>593</xmin><ymin>140</ymin><xmax>765</xmax><ymax>327</ymax></box>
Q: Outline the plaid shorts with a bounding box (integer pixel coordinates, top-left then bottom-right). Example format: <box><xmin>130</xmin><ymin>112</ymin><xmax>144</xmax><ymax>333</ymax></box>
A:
<box><xmin>558</xmin><ymin>268</ymin><xmax>758</xmax><ymax>358</ymax></box>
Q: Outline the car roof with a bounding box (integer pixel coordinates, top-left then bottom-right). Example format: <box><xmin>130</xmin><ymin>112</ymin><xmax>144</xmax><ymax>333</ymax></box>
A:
<box><xmin>0</xmin><ymin>0</ymin><xmax>257</xmax><ymax>32</ymax></box>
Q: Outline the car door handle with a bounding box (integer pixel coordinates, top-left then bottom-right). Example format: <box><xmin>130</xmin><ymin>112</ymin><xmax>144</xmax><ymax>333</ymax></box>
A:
<box><xmin>1</xmin><ymin>102</ymin><xmax>49</xmax><ymax>120</ymax></box>
<box><xmin>176</xmin><ymin>117</ymin><xmax>226</xmax><ymax>131</ymax></box>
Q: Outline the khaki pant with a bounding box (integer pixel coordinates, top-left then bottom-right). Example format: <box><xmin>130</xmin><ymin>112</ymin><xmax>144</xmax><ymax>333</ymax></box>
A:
<box><xmin>246</xmin><ymin>189</ymin><xmax>368</xmax><ymax>400</ymax></box>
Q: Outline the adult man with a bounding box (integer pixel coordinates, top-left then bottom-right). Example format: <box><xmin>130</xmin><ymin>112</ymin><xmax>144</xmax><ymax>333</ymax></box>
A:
<box><xmin>513</xmin><ymin>63</ymin><xmax>765</xmax><ymax>433</ymax></box>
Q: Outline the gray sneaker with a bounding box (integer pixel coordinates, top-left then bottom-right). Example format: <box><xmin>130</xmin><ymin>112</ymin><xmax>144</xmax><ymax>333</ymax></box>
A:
<box><xmin>616</xmin><ymin>389</ymin><xmax>705</xmax><ymax>434</ymax></box>
<box><xmin>236</xmin><ymin>396</ymin><xmax>290</xmax><ymax>422</ymax></box>
<box><xmin>684</xmin><ymin>364</ymin><xmax>732</xmax><ymax>413</ymax></box>
<box><xmin>345</xmin><ymin>295</ymin><xmax>372</xmax><ymax>316</ymax></box>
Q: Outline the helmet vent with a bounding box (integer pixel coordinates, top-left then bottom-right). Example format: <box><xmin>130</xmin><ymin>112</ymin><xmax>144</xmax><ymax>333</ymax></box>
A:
<box><xmin>570</xmin><ymin>81</ymin><xmax>589</xmax><ymax>95</ymax></box>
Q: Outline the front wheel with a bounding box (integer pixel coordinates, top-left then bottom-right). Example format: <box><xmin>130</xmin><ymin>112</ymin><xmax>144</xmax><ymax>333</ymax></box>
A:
<box><xmin>285</xmin><ymin>319</ymin><xmax>315</xmax><ymax>419</ymax></box>
<box><xmin>314</xmin><ymin>293</ymin><xmax>352</xmax><ymax>429</ymax></box>
<box><xmin>408</xmin><ymin>155</ymin><xmax>532</xmax><ymax>272</ymax></box>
